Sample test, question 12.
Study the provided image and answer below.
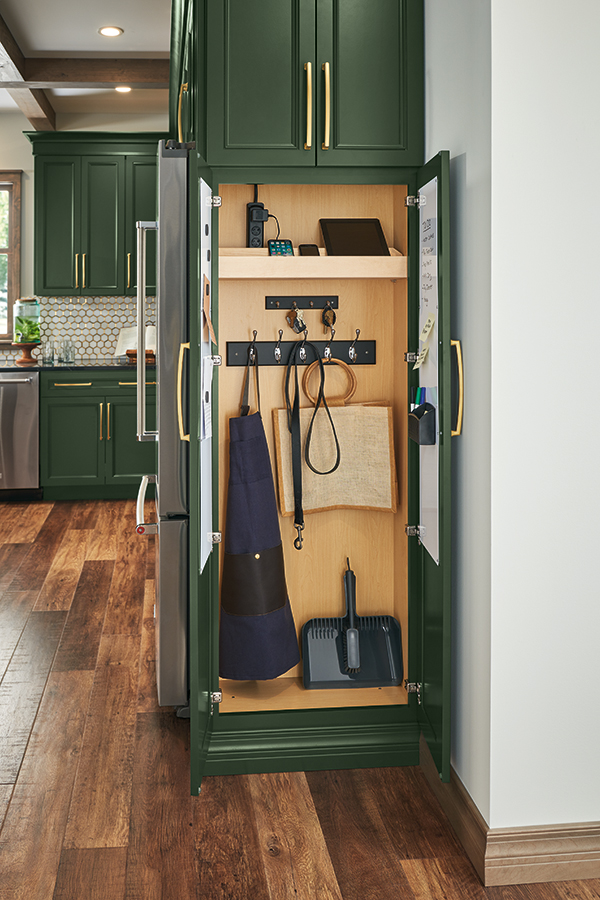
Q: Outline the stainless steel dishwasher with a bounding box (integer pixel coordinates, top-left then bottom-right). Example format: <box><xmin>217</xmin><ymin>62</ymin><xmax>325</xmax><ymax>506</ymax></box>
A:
<box><xmin>0</xmin><ymin>372</ymin><xmax>39</xmax><ymax>489</ymax></box>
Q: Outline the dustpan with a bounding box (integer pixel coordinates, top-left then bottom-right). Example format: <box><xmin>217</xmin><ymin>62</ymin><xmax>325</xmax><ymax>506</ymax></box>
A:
<box><xmin>302</xmin><ymin>559</ymin><xmax>403</xmax><ymax>690</ymax></box>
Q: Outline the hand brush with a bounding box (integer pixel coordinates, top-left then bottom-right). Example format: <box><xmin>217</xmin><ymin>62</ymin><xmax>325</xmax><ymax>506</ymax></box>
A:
<box><xmin>343</xmin><ymin>558</ymin><xmax>361</xmax><ymax>672</ymax></box>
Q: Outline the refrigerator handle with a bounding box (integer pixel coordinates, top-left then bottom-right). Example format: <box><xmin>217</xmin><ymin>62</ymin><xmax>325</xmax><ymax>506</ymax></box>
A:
<box><xmin>136</xmin><ymin>475</ymin><xmax>158</xmax><ymax>535</ymax></box>
<box><xmin>136</xmin><ymin>219</ymin><xmax>158</xmax><ymax>442</ymax></box>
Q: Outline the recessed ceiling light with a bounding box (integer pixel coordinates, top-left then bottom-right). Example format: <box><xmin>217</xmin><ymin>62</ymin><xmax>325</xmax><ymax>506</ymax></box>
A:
<box><xmin>115</xmin><ymin>86</ymin><xmax>132</xmax><ymax>93</ymax></box>
<box><xmin>99</xmin><ymin>26</ymin><xmax>123</xmax><ymax>37</ymax></box>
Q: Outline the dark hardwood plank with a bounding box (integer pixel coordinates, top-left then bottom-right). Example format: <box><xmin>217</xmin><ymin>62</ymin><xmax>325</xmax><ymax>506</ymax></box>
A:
<box><xmin>0</xmin><ymin>783</ymin><xmax>13</xmax><ymax>830</ymax></box>
<box><xmin>63</xmin><ymin>633</ymin><xmax>140</xmax><ymax>849</ymax></box>
<box><xmin>124</xmin><ymin>710</ymin><xmax>197</xmax><ymax>899</ymax></box>
<box><xmin>136</xmin><ymin>579</ymin><xmax>159</xmax><ymax>713</ymax></box>
<box><xmin>145</xmin><ymin>534</ymin><xmax>155</xmax><ymax>580</ymax></box>
<box><xmin>53</xmin><ymin>848</ymin><xmax>128</xmax><ymax>900</ymax></box>
<box><xmin>69</xmin><ymin>500</ymin><xmax>100</xmax><ymax>531</ymax></box>
<box><xmin>247</xmin><ymin>771</ymin><xmax>343</xmax><ymax>900</ymax></box>
<box><xmin>103</xmin><ymin>504</ymin><xmax>145</xmax><ymax>636</ymax></box>
<box><xmin>0</xmin><ymin>589</ymin><xmax>39</xmax><ymax>682</ymax></box>
<box><xmin>0</xmin><ymin>610</ymin><xmax>67</xmax><ymax>782</ymax></box>
<box><xmin>0</xmin><ymin>670</ymin><xmax>94</xmax><ymax>898</ymax></box>
<box><xmin>6</xmin><ymin>502</ymin><xmax>54</xmax><ymax>544</ymax></box>
<box><xmin>7</xmin><ymin>502</ymin><xmax>75</xmax><ymax>592</ymax></box>
<box><xmin>194</xmin><ymin>774</ymin><xmax>271</xmax><ymax>900</ymax></box>
<box><xmin>53</xmin><ymin>560</ymin><xmax>115</xmax><ymax>672</ymax></box>
<box><xmin>85</xmin><ymin>501</ymin><xmax>124</xmax><ymax>561</ymax></box>
<box><xmin>306</xmin><ymin>768</ymin><xmax>418</xmax><ymax>900</ymax></box>
<box><xmin>35</xmin><ymin>527</ymin><xmax>92</xmax><ymax>611</ymax></box>
<box><xmin>0</xmin><ymin>542</ymin><xmax>30</xmax><ymax>589</ymax></box>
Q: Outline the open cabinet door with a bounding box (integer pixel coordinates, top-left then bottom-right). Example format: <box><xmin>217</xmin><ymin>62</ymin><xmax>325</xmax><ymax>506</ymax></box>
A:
<box><xmin>412</xmin><ymin>150</ymin><xmax>452</xmax><ymax>781</ymax></box>
<box><xmin>189</xmin><ymin>156</ymin><xmax>218</xmax><ymax>792</ymax></box>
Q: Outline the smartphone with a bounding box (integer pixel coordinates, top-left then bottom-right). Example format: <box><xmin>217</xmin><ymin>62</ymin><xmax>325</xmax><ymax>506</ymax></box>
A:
<box><xmin>298</xmin><ymin>243</ymin><xmax>320</xmax><ymax>257</ymax></box>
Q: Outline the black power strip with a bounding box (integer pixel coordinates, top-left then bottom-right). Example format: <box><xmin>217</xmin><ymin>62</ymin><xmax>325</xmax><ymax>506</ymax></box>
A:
<box><xmin>247</xmin><ymin>201</ymin><xmax>269</xmax><ymax>248</ymax></box>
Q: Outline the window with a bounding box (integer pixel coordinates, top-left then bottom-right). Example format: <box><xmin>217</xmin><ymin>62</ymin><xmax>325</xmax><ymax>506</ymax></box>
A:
<box><xmin>0</xmin><ymin>171</ymin><xmax>22</xmax><ymax>342</ymax></box>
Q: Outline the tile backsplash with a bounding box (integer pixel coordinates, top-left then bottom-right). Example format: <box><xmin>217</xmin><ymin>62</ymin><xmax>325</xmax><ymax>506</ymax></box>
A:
<box><xmin>0</xmin><ymin>295</ymin><xmax>156</xmax><ymax>366</ymax></box>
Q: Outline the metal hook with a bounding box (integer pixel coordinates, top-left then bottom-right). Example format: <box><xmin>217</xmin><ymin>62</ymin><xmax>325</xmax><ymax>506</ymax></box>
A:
<box><xmin>248</xmin><ymin>330</ymin><xmax>258</xmax><ymax>364</ymax></box>
<box><xmin>274</xmin><ymin>329</ymin><xmax>283</xmax><ymax>364</ymax></box>
<box><xmin>349</xmin><ymin>328</ymin><xmax>360</xmax><ymax>363</ymax></box>
<box><xmin>299</xmin><ymin>328</ymin><xmax>308</xmax><ymax>363</ymax></box>
<box><xmin>294</xmin><ymin>523</ymin><xmax>304</xmax><ymax>550</ymax></box>
<box><xmin>324</xmin><ymin>326</ymin><xmax>335</xmax><ymax>362</ymax></box>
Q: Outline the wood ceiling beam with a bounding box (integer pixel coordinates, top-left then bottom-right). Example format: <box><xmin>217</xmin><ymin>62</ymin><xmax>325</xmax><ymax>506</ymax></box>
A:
<box><xmin>0</xmin><ymin>11</ymin><xmax>55</xmax><ymax>130</ymax></box>
<box><xmin>21</xmin><ymin>58</ymin><xmax>170</xmax><ymax>89</ymax></box>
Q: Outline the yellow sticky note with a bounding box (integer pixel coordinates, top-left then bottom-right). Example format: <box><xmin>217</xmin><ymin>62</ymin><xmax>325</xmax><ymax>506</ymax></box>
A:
<box><xmin>413</xmin><ymin>346</ymin><xmax>429</xmax><ymax>370</ymax></box>
<box><xmin>419</xmin><ymin>314</ymin><xmax>435</xmax><ymax>343</ymax></box>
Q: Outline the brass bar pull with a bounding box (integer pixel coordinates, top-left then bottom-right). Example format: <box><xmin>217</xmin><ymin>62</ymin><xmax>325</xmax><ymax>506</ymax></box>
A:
<box><xmin>127</xmin><ymin>252</ymin><xmax>131</xmax><ymax>289</ymax></box>
<box><xmin>178</xmin><ymin>82</ymin><xmax>188</xmax><ymax>143</ymax></box>
<box><xmin>119</xmin><ymin>381</ymin><xmax>156</xmax><ymax>386</ymax></box>
<box><xmin>322</xmin><ymin>61</ymin><xmax>331</xmax><ymax>150</ymax></box>
<box><xmin>99</xmin><ymin>402</ymin><xmax>104</xmax><ymax>441</ymax></box>
<box><xmin>451</xmin><ymin>340</ymin><xmax>464</xmax><ymax>436</ymax></box>
<box><xmin>107</xmin><ymin>403</ymin><xmax>111</xmax><ymax>441</ymax></box>
<box><xmin>75</xmin><ymin>253</ymin><xmax>79</xmax><ymax>289</ymax></box>
<box><xmin>82</xmin><ymin>253</ymin><xmax>86</xmax><ymax>289</ymax></box>
<box><xmin>177</xmin><ymin>342</ymin><xmax>190</xmax><ymax>442</ymax></box>
<box><xmin>304</xmin><ymin>62</ymin><xmax>312</xmax><ymax>150</ymax></box>
<box><xmin>54</xmin><ymin>382</ymin><xmax>92</xmax><ymax>387</ymax></box>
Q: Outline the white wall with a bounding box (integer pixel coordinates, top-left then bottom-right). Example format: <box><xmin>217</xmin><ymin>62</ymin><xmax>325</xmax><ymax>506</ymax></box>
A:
<box><xmin>489</xmin><ymin>0</ymin><xmax>600</xmax><ymax>828</ymax></box>
<box><xmin>425</xmin><ymin>0</ymin><xmax>493</xmax><ymax>823</ymax></box>
<box><xmin>427</xmin><ymin>0</ymin><xmax>600</xmax><ymax>830</ymax></box>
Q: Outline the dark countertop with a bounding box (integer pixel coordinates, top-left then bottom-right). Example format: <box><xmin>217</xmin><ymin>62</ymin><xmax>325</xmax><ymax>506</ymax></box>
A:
<box><xmin>0</xmin><ymin>358</ymin><xmax>156</xmax><ymax>373</ymax></box>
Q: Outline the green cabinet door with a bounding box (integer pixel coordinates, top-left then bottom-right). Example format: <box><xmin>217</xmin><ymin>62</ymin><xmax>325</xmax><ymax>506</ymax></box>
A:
<box><xmin>206</xmin><ymin>0</ymin><xmax>316</xmax><ymax>167</ymax></box>
<box><xmin>81</xmin><ymin>157</ymin><xmax>124</xmax><ymax>295</ymax></box>
<box><xmin>125</xmin><ymin>156</ymin><xmax>158</xmax><ymax>296</ymax></box>
<box><xmin>41</xmin><ymin>396</ymin><xmax>104</xmax><ymax>486</ymax></box>
<box><xmin>316</xmin><ymin>0</ymin><xmax>423</xmax><ymax>167</ymax></box>
<box><xmin>34</xmin><ymin>157</ymin><xmax>81</xmax><ymax>295</ymax></box>
<box><xmin>104</xmin><ymin>394</ymin><xmax>157</xmax><ymax>484</ymax></box>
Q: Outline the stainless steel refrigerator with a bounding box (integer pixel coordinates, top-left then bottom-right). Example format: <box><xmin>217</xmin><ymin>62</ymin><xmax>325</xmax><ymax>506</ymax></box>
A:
<box><xmin>135</xmin><ymin>140</ymin><xmax>213</xmax><ymax>711</ymax></box>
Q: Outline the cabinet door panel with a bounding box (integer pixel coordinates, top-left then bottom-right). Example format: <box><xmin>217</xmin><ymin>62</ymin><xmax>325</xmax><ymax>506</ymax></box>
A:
<box><xmin>125</xmin><ymin>156</ymin><xmax>158</xmax><ymax>295</ymax></box>
<box><xmin>40</xmin><ymin>397</ymin><xmax>103</xmax><ymax>486</ymax></box>
<box><xmin>316</xmin><ymin>0</ymin><xmax>423</xmax><ymax>166</ymax></box>
<box><xmin>104</xmin><ymin>395</ymin><xmax>157</xmax><ymax>483</ymax></box>
<box><xmin>81</xmin><ymin>157</ymin><xmax>124</xmax><ymax>295</ymax></box>
<box><xmin>207</xmin><ymin>0</ymin><xmax>316</xmax><ymax>166</ymax></box>
<box><xmin>34</xmin><ymin>157</ymin><xmax>80</xmax><ymax>295</ymax></box>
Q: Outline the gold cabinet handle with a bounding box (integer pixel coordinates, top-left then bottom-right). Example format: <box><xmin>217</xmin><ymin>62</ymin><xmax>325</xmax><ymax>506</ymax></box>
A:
<box><xmin>127</xmin><ymin>252</ymin><xmax>131</xmax><ymax>289</ymax></box>
<box><xmin>451</xmin><ymin>340</ymin><xmax>464</xmax><ymax>436</ymax></box>
<box><xmin>177</xmin><ymin>342</ymin><xmax>190</xmax><ymax>442</ymax></box>
<box><xmin>119</xmin><ymin>381</ymin><xmax>156</xmax><ymax>386</ymax></box>
<box><xmin>99</xmin><ymin>402</ymin><xmax>104</xmax><ymax>441</ymax></box>
<box><xmin>54</xmin><ymin>382</ymin><xmax>92</xmax><ymax>387</ymax></box>
<box><xmin>304</xmin><ymin>62</ymin><xmax>312</xmax><ymax>150</ymax></box>
<box><xmin>82</xmin><ymin>253</ymin><xmax>86</xmax><ymax>289</ymax></box>
<box><xmin>107</xmin><ymin>402</ymin><xmax>111</xmax><ymax>441</ymax></box>
<box><xmin>178</xmin><ymin>82</ymin><xmax>189</xmax><ymax>143</ymax></box>
<box><xmin>75</xmin><ymin>253</ymin><xmax>79</xmax><ymax>289</ymax></box>
<box><xmin>322</xmin><ymin>61</ymin><xmax>331</xmax><ymax>150</ymax></box>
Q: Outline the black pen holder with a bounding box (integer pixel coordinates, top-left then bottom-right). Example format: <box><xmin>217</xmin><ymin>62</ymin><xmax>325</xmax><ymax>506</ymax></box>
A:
<box><xmin>408</xmin><ymin>402</ymin><xmax>436</xmax><ymax>446</ymax></box>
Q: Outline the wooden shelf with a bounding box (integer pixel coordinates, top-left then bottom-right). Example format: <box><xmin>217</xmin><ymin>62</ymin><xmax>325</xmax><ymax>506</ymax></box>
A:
<box><xmin>219</xmin><ymin>247</ymin><xmax>407</xmax><ymax>280</ymax></box>
<box><xmin>219</xmin><ymin>677</ymin><xmax>408</xmax><ymax>713</ymax></box>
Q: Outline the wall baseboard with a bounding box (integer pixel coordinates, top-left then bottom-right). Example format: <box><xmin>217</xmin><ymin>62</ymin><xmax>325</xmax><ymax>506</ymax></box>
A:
<box><xmin>419</xmin><ymin>736</ymin><xmax>600</xmax><ymax>886</ymax></box>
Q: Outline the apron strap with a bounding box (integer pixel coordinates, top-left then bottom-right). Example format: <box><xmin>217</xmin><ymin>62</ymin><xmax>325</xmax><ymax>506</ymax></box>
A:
<box><xmin>284</xmin><ymin>341</ymin><xmax>340</xmax><ymax>549</ymax></box>
<box><xmin>241</xmin><ymin>343</ymin><xmax>261</xmax><ymax>416</ymax></box>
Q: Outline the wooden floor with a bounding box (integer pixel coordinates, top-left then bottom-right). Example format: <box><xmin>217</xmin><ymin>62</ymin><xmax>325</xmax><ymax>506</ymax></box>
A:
<box><xmin>0</xmin><ymin>500</ymin><xmax>598</xmax><ymax>899</ymax></box>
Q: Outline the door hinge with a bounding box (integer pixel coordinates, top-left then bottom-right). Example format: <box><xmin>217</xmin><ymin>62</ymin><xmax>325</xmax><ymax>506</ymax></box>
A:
<box><xmin>405</xmin><ymin>524</ymin><xmax>426</xmax><ymax>540</ymax></box>
<box><xmin>211</xmin><ymin>355</ymin><xmax>222</xmax><ymax>366</ymax></box>
<box><xmin>210</xmin><ymin>196</ymin><xmax>222</xmax><ymax>208</ymax></box>
<box><xmin>404</xmin><ymin>351</ymin><xmax>418</xmax><ymax>363</ymax></box>
<box><xmin>210</xmin><ymin>532</ymin><xmax>222</xmax><ymax>544</ymax></box>
<box><xmin>405</xmin><ymin>681</ymin><xmax>422</xmax><ymax>704</ymax></box>
<box><xmin>405</xmin><ymin>194</ymin><xmax>426</xmax><ymax>208</ymax></box>
<box><xmin>210</xmin><ymin>690</ymin><xmax>222</xmax><ymax>715</ymax></box>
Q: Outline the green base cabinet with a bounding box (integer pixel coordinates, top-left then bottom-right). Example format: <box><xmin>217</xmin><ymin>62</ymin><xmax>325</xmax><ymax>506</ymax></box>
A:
<box><xmin>204</xmin><ymin>0</ymin><xmax>423</xmax><ymax>168</ymax></box>
<box><xmin>40</xmin><ymin>371</ymin><xmax>156</xmax><ymax>498</ymax></box>
<box><xmin>28</xmin><ymin>134</ymin><xmax>166</xmax><ymax>297</ymax></box>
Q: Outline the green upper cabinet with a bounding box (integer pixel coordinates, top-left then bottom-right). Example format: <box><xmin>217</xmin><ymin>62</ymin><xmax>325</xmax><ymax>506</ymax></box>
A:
<box><xmin>125</xmin><ymin>157</ymin><xmax>158</xmax><ymax>295</ymax></box>
<box><xmin>28</xmin><ymin>134</ymin><xmax>165</xmax><ymax>297</ymax></box>
<box><xmin>204</xmin><ymin>0</ymin><xmax>423</xmax><ymax>168</ymax></box>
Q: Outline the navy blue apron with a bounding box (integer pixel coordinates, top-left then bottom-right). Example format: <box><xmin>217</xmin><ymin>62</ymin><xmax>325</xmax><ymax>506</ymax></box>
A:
<box><xmin>219</xmin><ymin>353</ymin><xmax>300</xmax><ymax>681</ymax></box>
